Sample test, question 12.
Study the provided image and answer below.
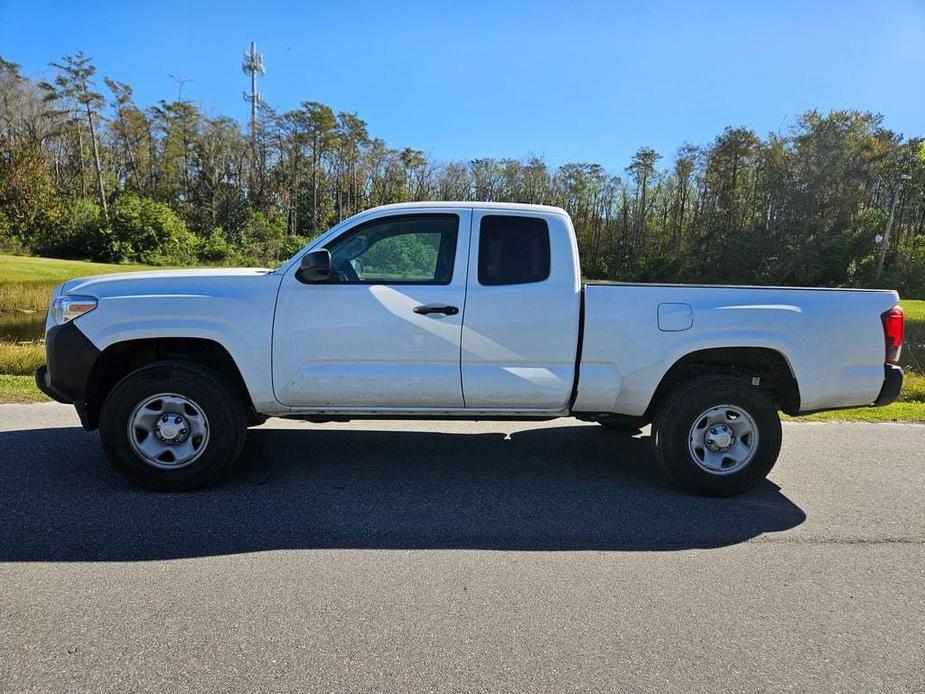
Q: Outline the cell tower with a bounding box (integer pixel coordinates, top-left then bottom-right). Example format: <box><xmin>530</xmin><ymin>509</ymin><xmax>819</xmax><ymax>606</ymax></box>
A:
<box><xmin>168</xmin><ymin>73</ymin><xmax>194</xmax><ymax>102</ymax></box>
<box><xmin>242</xmin><ymin>41</ymin><xmax>266</xmax><ymax>142</ymax></box>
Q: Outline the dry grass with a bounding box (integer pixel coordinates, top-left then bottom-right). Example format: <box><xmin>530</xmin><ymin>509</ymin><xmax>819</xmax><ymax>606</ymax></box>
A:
<box><xmin>0</xmin><ymin>281</ymin><xmax>57</xmax><ymax>313</ymax></box>
<box><xmin>0</xmin><ymin>341</ymin><xmax>45</xmax><ymax>375</ymax></box>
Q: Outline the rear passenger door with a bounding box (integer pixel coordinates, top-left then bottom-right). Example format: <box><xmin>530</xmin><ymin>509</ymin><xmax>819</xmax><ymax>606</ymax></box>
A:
<box><xmin>461</xmin><ymin>210</ymin><xmax>582</xmax><ymax>410</ymax></box>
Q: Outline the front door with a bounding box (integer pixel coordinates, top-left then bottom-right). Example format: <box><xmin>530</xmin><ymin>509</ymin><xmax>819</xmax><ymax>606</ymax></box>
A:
<box><xmin>273</xmin><ymin>210</ymin><xmax>471</xmax><ymax>409</ymax></box>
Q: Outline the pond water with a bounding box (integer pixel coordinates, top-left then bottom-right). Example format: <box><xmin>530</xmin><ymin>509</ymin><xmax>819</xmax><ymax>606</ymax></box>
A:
<box><xmin>0</xmin><ymin>312</ymin><xmax>46</xmax><ymax>342</ymax></box>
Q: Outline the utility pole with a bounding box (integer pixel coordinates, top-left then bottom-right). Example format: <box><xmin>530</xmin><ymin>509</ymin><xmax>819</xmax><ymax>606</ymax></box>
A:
<box><xmin>242</xmin><ymin>41</ymin><xmax>265</xmax><ymax>145</ymax></box>
<box><xmin>875</xmin><ymin>173</ymin><xmax>911</xmax><ymax>283</ymax></box>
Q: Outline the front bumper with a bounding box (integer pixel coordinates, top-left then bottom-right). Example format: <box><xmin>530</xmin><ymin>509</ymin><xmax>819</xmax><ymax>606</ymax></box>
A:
<box><xmin>873</xmin><ymin>364</ymin><xmax>904</xmax><ymax>407</ymax></box>
<box><xmin>34</xmin><ymin>364</ymin><xmax>70</xmax><ymax>403</ymax></box>
<box><xmin>34</xmin><ymin>319</ymin><xmax>100</xmax><ymax>428</ymax></box>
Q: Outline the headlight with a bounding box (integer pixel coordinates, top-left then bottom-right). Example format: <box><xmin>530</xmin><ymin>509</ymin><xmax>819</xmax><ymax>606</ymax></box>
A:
<box><xmin>51</xmin><ymin>295</ymin><xmax>97</xmax><ymax>324</ymax></box>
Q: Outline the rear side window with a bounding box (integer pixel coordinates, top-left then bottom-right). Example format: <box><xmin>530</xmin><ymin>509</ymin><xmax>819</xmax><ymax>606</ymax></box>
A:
<box><xmin>477</xmin><ymin>215</ymin><xmax>550</xmax><ymax>286</ymax></box>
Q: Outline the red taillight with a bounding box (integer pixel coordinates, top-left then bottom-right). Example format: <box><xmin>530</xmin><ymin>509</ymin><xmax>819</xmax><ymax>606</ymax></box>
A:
<box><xmin>881</xmin><ymin>306</ymin><xmax>904</xmax><ymax>365</ymax></box>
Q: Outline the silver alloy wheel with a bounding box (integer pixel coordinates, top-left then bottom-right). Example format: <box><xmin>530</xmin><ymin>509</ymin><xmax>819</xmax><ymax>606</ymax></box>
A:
<box><xmin>687</xmin><ymin>404</ymin><xmax>759</xmax><ymax>475</ymax></box>
<box><xmin>127</xmin><ymin>393</ymin><xmax>210</xmax><ymax>469</ymax></box>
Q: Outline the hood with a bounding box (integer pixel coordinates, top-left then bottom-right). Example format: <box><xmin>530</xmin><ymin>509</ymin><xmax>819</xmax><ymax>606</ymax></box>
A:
<box><xmin>60</xmin><ymin>267</ymin><xmax>274</xmax><ymax>298</ymax></box>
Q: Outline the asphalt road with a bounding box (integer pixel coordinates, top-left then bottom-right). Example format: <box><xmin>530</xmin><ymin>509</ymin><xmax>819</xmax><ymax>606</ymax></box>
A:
<box><xmin>1</xmin><ymin>404</ymin><xmax>923</xmax><ymax>693</ymax></box>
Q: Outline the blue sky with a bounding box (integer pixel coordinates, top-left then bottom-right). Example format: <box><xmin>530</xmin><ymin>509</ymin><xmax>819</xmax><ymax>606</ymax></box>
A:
<box><xmin>1</xmin><ymin>0</ymin><xmax>922</xmax><ymax>171</ymax></box>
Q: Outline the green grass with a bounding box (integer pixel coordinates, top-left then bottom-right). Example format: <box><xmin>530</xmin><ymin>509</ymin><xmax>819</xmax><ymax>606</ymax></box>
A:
<box><xmin>902</xmin><ymin>369</ymin><xmax>925</xmax><ymax>402</ymax></box>
<box><xmin>0</xmin><ymin>254</ymin><xmax>154</xmax><ymax>313</ymax></box>
<box><xmin>788</xmin><ymin>401</ymin><xmax>925</xmax><ymax>422</ymax></box>
<box><xmin>0</xmin><ymin>375</ymin><xmax>46</xmax><ymax>403</ymax></box>
<box><xmin>900</xmin><ymin>299</ymin><xmax>924</xmax><ymax>373</ymax></box>
<box><xmin>902</xmin><ymin>299</ymin><xmax>925</xmax><ymax>322</ymax></box>
<box><xmin>0</xmin><ymin>254</ymin><xmax>152</xmax><ymax>284</ymax></box>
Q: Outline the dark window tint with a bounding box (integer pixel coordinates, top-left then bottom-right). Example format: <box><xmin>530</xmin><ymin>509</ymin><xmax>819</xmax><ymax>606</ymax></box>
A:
<box><xmin>327</xmin><ymin>214</ymin><xmax>458</xmax><ymax>284</ymax></box>
<box><xmin>478</xmin><ymin>215</ymin><xmax>550</xmax><ymax>286</ymax></box>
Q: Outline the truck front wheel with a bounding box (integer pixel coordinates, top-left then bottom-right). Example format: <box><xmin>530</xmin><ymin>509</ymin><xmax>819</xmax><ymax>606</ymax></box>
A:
<box><xmin>652</xmin><ymin>375</ymin><xmax>782</xmax><ymax>496</ymax></box>
<box><xmin>99</xmin><ymin>361</ymin><xmax>248</xmax><ymax>491</ymax></box>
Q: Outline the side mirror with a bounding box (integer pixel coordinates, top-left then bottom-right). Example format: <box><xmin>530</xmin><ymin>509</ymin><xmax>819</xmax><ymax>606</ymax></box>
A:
<box><xmin>295</xmin><ymin>249</ymin><xmax>331</xmax><ymax>284</ymax></box>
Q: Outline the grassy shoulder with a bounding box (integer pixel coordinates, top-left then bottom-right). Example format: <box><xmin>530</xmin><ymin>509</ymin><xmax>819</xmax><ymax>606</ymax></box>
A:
<box><xmin>0</xmin><ymin>342</ymin><xmax>44</xmax><ymax>375</ymax></box>
<box><xmin>785</xmin><ymin>401</ymin><xmax>925</xmax><ymax>423</ymax></box>
<box><xmin>0</xmin><ymin>375</ymin><xmax>46</xmax><ymax>403</ymax></box>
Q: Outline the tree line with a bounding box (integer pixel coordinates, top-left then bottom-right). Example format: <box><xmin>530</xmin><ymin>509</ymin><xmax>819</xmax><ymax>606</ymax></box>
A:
<box><xmin>1</xmin><ymin>52</ymin><xmax>924</xmax><ymax>296</ymax></box>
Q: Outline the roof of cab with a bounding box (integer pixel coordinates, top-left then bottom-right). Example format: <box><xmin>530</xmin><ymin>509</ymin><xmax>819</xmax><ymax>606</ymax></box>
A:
<box><xmin>365</xmin><ymin>201</ymin><xmax>568</xmax><ymax>215</ymax></box>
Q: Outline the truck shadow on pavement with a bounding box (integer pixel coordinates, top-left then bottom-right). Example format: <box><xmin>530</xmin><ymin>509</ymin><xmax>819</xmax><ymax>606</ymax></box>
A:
<box><xmin>0</xmin><ymin>423</ymin><xmax>805</xmax><ymax>561</ymax></box>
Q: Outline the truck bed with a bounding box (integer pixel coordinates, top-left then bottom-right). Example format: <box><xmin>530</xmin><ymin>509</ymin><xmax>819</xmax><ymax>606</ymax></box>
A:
<box><xmin>574</xmin><ymin>283</ymin><xmax>899</xmax><ymax>416</ymax></box>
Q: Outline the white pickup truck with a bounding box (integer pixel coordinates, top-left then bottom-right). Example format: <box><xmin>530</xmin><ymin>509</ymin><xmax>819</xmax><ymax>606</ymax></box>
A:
<box><xmin>36</xmin><ymin>202</ymin><xmax>905</xmax><ymax>495</ymax></box>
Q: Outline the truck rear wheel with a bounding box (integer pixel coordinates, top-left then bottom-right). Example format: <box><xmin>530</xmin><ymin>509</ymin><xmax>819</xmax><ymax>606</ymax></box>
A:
<box><xmin>652</xmin><ymin>375</ymin><xmax>781</xmax><ymax>496</ymax></box>
<box><xmin>99</xmin><ymin>361</ymin><xmax>248</xmax><ymax>491</ymax></box>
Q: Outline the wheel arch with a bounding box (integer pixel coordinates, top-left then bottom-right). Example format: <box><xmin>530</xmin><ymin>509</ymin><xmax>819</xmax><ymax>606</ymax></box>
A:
<box><xmin>645</xmin><ymin>346</ymin><xmax>801</xmax><ymax>419</ymax></box>
<box><xmin>84</xmin><ymin>337</ymin><xmax>257</xmax><ymax>430</ymax></box>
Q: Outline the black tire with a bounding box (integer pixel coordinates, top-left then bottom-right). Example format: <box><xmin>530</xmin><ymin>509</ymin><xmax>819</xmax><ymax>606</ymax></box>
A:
<box><xmin>652</xmin><ymin>375</ymin><xmax>781</xmax><ymax>496</ymax></box>
<box><xmin>99</xmin><ymin>360</ymin><xmax>248</xmax><ymax>491</ymax></box>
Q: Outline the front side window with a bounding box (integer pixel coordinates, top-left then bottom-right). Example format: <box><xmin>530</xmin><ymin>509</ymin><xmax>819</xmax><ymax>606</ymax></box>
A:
<box><xmin>478</xmin><ymin>215</ymin><xmax>550</xmax><ymax>286</ymax></box>
<box><xmin>327</xmin><ymin>214</ymin><xmax>459</xmax><ymax>284</ymax></box>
